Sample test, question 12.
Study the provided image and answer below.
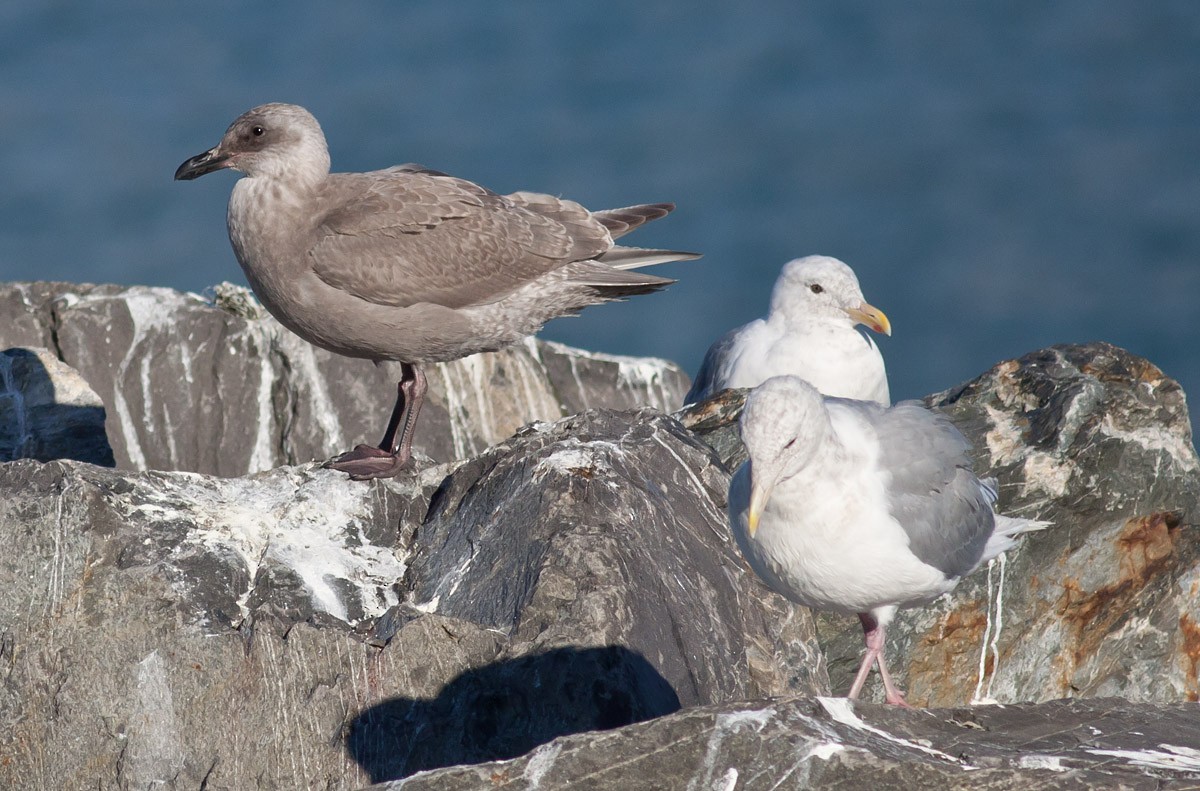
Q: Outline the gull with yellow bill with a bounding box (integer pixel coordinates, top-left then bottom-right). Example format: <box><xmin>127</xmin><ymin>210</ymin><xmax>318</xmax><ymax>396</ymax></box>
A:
<box><xmin>684</xmin><ymin>256</ymin><xmax>892</xmax><ymax>406</ymax></box>
<box><xmin>728</xmin><ymin>376</ymin><xmax>1045</xmax><ymax>706</ymax></box>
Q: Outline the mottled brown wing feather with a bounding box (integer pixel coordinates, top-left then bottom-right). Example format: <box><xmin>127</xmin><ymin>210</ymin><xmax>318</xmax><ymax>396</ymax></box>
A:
<box><xmin>308</xmin><ymin>170</ymin><xmax>613</xmax><ymax>309</ymax></box>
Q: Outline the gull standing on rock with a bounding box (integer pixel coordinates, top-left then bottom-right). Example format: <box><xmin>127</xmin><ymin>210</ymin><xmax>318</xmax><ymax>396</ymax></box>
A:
<box><xmin>728</xmin><ymin>376</ymin><xmax>1044</xmax><ymax>706</ymax></box>
<box><xmin>176</xmin><ymin>103</ymin><xmax>698</xmax><ymax>480</ymax></box>
<box><xmin>685</xmin><ymin>256</ymin><xmax>891</xmax><ymax>406</ymax></box>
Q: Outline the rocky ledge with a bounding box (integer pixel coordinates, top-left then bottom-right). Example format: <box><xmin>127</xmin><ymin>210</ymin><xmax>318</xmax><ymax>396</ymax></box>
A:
<box><xmin>1</xmin><ymin>283</ymin><xmax>1197</xmax><ymax>790</ymax></box>
<box><xmin>367</xmin><ymin>696</ymin><xmax>1200</xmax><ymax>790</ymax></box>
<box><xmin>0</xmin><ymin>281</ymin><xmax>685</xmax><ymax>474</ymax></box>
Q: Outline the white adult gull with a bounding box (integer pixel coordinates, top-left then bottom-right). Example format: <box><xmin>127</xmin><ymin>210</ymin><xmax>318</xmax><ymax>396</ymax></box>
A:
<box><xmin>685</xmin><ymin>256</ymin><xmax>891</xmax><ymax>406</ymax></box>
<box><xmin>175</xmin><ymin>103</ymin><xmax>698</xmax><ymax>479</ymax></box>
<box><xmin>728</xmin><ymin>376</ymin><xmax>1045</xmax><ymax>706</ymax></box>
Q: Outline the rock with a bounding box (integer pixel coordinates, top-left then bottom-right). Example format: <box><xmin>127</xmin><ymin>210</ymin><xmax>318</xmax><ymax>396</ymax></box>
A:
<box><xmin>684</xmin><ymin>343</ymin><xmax>1200</xmax><ymax>708</ymax></box>
<box><xmin>361</xmin><ymin>696</ymin><xmax>1200</xmax><ymax>790</ymax></box>
<box><xmin>676</xmin><ymin>386</ymin><xmax>749</xmax><ymax>470</ymax></box>
<box><xmin>889</xmin><ymin>343</ymin><xmax>1200</xmax><ymax>706</ymax></box>
<box><xmin>348</xmin><ymin>409</ymin><xmax>825</xmax><ymax>781</ymax></box>
<box><xmin>404</xmin><ymin>409</ymin><xmax>822</xmax><ymax>701</ymax></box>
<box><xmin>2</xmin><ymin>283</ymin><xmax>1198</xmax><ymax>791</ymax></box>
<box><xmin>0</xmin><ymin>407</ymin><xmax>821</xmax><ymax>789</ymax></box>
<box><xmin>0</xmin><ymin>281</ymin><xmax>63</xmax><ymax>350</ymax></box>
<box><xmin>0</xmin><ymin>346</ymin><xmax>115</xmax><ymax>466</ymax></box>
<box><xmin>0</xmin><ymin>458</ymin><xmax>435</xmax><ymax>789</ymax></box>
<box><xmin>0</xmin><ymin>281</ymin><xmax>689</xmax><ymax>476</ymax></box>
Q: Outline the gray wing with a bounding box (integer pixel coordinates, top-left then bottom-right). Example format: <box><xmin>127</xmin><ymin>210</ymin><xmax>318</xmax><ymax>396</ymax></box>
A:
<box><xmin>852</xmin><ymin>399</ymin><xmax>995</xmax><ymax>578</ymax></box>
<box><xmin>308</xmin><ymin>169</ymin><xmax>613</xmax><ymax>310</ymax></box>
<box><xmin>683</xmin><ymin>326</ymin><xmax>744</xmax><ymax>404</ymax></box>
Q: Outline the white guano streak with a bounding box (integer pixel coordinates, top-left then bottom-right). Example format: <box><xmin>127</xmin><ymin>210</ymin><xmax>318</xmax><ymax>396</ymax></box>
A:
<box><xmin>1086</xmin><ymin>744</ymin><xmax>1200</xmax><ymax>772</ymax></box>
<box><xmin>112</xmin><ymin>289</ymin><xmax>199</xmax><ymax>470</ymax></box>
<box><xmin>971</xmin><ymin>552</ymin><xmax>1009</xmax><ymax>705</ymax></box>
<box><xmin>818</xmin><ymin>697</ymin><xmax>971</xmax><ymax>768</ymax></box>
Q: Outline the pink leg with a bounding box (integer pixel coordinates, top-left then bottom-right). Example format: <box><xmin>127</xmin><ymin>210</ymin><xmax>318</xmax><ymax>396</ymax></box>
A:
<box><xmin>845</xmin><ymin>613</ymin><xmax>912</xmax><ymax>707</ymax></box>
<box><xmin>326</xmin><ymin>363</ymin><xmax>427</xmax><ymax>481</ymax></box>
<box><xmin>846</xmin><ymin>641</ymin><xmax>878</xmax><ymax>700</ymax></box>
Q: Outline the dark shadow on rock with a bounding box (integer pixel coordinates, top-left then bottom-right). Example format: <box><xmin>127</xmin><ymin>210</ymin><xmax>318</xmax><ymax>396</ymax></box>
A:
<box><xmin>346</xmin><ymin>644</ymin><xmax>681</xmax><ymax>782</ymax></box>
<box><xmin>0</xmin><ymin>347</ymin><xmax>115</xmax><ymax>466</ymax></box>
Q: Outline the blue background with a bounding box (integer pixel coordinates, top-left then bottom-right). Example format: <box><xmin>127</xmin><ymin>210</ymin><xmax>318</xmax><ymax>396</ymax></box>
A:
<box><xmin>2</xmin><ymin>2</ymin><xmax>1197</xmax><ymax>406</ymax></box>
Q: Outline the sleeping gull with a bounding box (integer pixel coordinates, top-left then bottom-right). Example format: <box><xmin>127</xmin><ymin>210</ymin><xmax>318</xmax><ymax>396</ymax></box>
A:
<box><xmin>175</xmin><ymin>103</ymin><xmax>698</xmax><ymax>479</ymax></box>
<box><xmin>728</xmin><ymin>375</ymin><xmax>1044</xmax><ymax>706</ymax></box>
<box><xmin>685</xmin><ymin>256</ymin><xmax>891</xmax><ymax>406</ymax></box>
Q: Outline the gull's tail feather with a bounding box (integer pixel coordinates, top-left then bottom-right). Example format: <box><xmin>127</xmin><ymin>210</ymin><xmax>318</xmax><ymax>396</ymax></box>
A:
<box><xmin>982</xmin><ymin>514</ymin><xmax>1049</xmax><ymax>563</ymax></box>
<box><xmin>593</xmin><ymin>203</ymin><xmax>675</xmax><ymax>239</ymax></box>
<box><xmin>564</xmin><ymin>260</ymin><xmax>676</xmax><ymax>299</ymax></box>
<box><xmin>976</xmin><ymin>477</ymin><xmax>1048</xmax><ymax>563</ymax></box>
<box><xmin>597</xmin><ymin>245</ymin><xmax>703</xmax><ymax>270</ymax></box>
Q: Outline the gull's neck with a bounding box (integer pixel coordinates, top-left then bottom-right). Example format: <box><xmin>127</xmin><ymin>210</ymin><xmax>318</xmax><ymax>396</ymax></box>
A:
<box><xmin>228</xmin><ymin>138</ymin><xmax>331</xmax><ymax>223</ymax></box>
<box><xmin>226</xmin><ymin>149</ymin><xmax>327</xmax><ymax>279</ymax></box>
<box><xmin>767</xmin><ymin>305</ymin><xmax>851</xmax><ymax>335</ymax></box>
<box><xmin>789</xmin><ymin>411</ymin><xmax>858</xmax><ymax>488</ymax></box>
<box><xmin>259</xmin><ymin>153</ymin><xmax>330</xmax><ymax>191</ymax></box>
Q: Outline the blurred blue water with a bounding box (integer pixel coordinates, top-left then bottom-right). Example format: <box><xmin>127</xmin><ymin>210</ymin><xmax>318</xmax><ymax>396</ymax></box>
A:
<box><xmin>1</xmin><ymin>2</ymin><xmax>1197</xmax><ymax>407</ymax></box>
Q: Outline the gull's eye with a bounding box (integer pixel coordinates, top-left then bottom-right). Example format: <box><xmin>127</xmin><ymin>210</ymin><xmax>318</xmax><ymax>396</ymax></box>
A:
<box><xmin>252</xmin><ymin>125</ymin><xmax>265</xmax><ymax>137</ymax></box>
<box><xmin>783</xmin><ymin>438</ymin><xmax>797</xmax><ymax>450</ymax></box>
<box><xmin>809</xmin><ymin>283</ymin><xmax>824</xmax><ymax>294</ymax></box>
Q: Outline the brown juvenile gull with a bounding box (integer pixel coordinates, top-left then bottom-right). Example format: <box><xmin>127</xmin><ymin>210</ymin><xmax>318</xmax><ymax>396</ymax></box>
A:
<box><xmin>175</xmin><ymin>103</ymin><xmax>699</xmax><ymax>480</ymax></box>
<box><xmin>685</xmin><ymin>256</ymin><xmax>891</xmax><ymax>406</ymax></box>
<box><xmin>729</xmin><ymin>376</ymin><xmax>1045</xmax><ymax>706</ymax></box>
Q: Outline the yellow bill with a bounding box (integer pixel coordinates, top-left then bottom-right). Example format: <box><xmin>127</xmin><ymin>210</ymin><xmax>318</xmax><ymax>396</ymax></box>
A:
<box><xmin>747</xmin><ymin>478</ymin><xmax>777</xmax><ymax>538</ymax></box>
<box><xmin>843</xmin><ymin>301</ymin><xmax>892</xmax><ymax>336</ymax></box>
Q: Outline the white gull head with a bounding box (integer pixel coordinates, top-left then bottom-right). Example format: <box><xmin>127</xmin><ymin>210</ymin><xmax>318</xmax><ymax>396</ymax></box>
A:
<box><xmin>738</xmin><ymin>375</ymin><xmax>832</xmax><ymax>534</ymax></box>
<box><xmin>769</xmin><ymin>255</ymin><xmax>891</xmax><ymax>335</ymax></box>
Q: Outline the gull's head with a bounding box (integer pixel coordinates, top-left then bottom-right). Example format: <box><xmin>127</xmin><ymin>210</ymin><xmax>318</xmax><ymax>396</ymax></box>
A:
<box><xmin>174</xmin><ymin>103</ymin><xmax>331</xmax><ymax>184</ymax></box>
<box><xmin>770</xmin><ymin>255</ymin><xmax>891</xmax><ymax>337</ymax></box>
<box><xmin>738</xmin><ymin>375</ymin><xmax>828</xmax><ymax>536</ymax></box>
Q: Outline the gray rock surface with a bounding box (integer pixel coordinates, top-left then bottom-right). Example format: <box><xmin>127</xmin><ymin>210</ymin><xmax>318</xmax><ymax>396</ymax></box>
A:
<box><xmin>0</xmin><ymin>409</ymin><xmax>818</xmax><ymax>789</ymax></box>
<box><xmin>0</xmin><ymin>281</ymin><xmax>689</xmax><ymax>475</ymax></box>
<box><xmin>1</xmin><ymin>276</ymin><xmax>1197</xmax><ymax>791</ymax></box>
<box><xmin>0</xmin><ymin>459</ymin><xmax>433</xmax><ymax>789</ymax></box>
<box><xmin>349</xmin><ymin>409</ymin><xmax>824</xmax><ymax>781</ymax></box>
<box><xmin>364</xmin><ymin>696</ymin><xmax>1200</xmax><ymax>790</ymax></box>
<box><xmin>683</xmin><ymin>343</ymin><xmax>1200</xmax><ymax>708</ymax></box>
<box><xmin>855</xmin><ymin>343</ymin><xmax>1200</xmax><ymax>707</ymax></box>
<box><xmin>0</xmin><ymin>345</ymin><xmax>114</xmax><ymax>466</ymax></box>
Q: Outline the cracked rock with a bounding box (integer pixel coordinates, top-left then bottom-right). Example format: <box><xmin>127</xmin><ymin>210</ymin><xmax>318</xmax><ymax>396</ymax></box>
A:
<box><xmin>1</xmin><ymin>276</ymin><xmax>1197</xmax><ymax>791</ymax></box>
<box><xmin>0</xmin><ymin>281</ymin><xmax>689</xmax><ymax>475</ymax></box>
<box><xmin>0</xmin><ymin>408</ymin><xmax>822</xmax><ymax>788</ymax></box>
<box><xmin>362</xmin><ymin>696</ymin><xmax>1200</xmax><ymax>790</ymax></box>
<box><xmin>683</xmin><ymin>344</ymin><xmax>1200</xmax><ymax>708</ymax></box>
